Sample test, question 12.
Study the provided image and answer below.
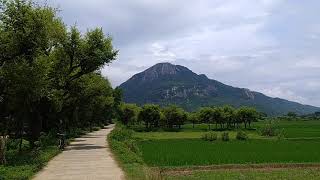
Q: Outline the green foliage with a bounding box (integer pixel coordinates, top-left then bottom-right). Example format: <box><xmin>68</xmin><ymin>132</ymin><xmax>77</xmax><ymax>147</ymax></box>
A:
<box><xmin>0</xmin><ymin>146</ymin><xmax>60</xmax><ymax>180</ymax></box>
<box><xmin>236</xmin><ymin>131</ymin><xmax>248</xmax><ymax>140</ymax></box>
<box><xmin>119</xmin><ymin>104</ymin><xmax>140</xmax><ymax>126</ymax></box>
<box><xmin>221</xmin><ymin>132</ymin><xmax>230</xmax><ymax>141</ymax></box>
<box><xmin>138</xmin><ymin>104</ymin><xmax>162</xmax><ymax>129</ymax></box>
<box><xmin>0</xmin><ymin>0</ymin><xmax>118</xmax><ymax>148</ymax></box>
<box><xmin>201</xmin><ymin>132</ymin><xmax>217</xmax><ymax>141</ymax></box>
<box><xmin>163</xmin><ymin>105</ymin><xmax>187</xmax><ymax>129</ymax></box>
<box><xmin>108</xmin><ymin>124</ymin><xmax>148</xmax><ymax>180</ymax></box>
<box><xmin>260</xmin><ymin>122</ymin><xmax>277</xmax><ymax>137</ymax></box>
<box><xmin>277</xmin><ymin>128</ymin><xmax>286</xmax><ymax>141</ymax></box>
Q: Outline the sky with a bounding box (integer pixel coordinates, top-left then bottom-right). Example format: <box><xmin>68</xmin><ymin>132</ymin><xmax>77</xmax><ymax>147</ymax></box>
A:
<box><xmin>47</xmin><ymin>0</ymin><xmax>320</xmax><ymax>107</ymax></box>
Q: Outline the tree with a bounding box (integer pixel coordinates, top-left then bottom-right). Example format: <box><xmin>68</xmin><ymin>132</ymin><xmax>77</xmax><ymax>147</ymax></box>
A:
<box><xmin>119</xmin><ymin>104</ymin><xmax>140</xmax><ymax>126</ymax></box>
<box><xmin>287</xmin><ymin>112</ymin><xmax>297</xmax><ymax>119</ymax></box>
<box><xmin>188</xmin><ymin>112</ymin><xmax>199</xmax><ymax>128</ymax></box>
<box><xmin>163</xmin><ymin>105</ymin><xmax>187</xmax><ymax>129</ymax></box>
<box><xmin>0</xmin><ymin>0</ymin><xmax>118</xmax><ymax>150</ymax></box>
<box><xmin>237</xmin><ymin>107</ymin><xmax>259</xmax><ymax>128</ymax></box>
<box><xmin>138</xmin><ymin>104</ymin><xmax>161</xmax><ymax>129</ymax></box>
<box><xmin>221</xmin><ymin>105</ymin><xmax>235</xmax><ymax>129</ymax></box>
<box><xmin>198</xmin><ymin>107</ymin><xmax>215</xmax><ymax>130</ymax></box>
<box><xmin>0</xmin><ymin>0</ymin><xmax>65</xmax><ymax>147</ymax></box>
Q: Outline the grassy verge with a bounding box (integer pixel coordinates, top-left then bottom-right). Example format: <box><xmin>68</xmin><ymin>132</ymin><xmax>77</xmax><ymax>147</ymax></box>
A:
<box><xmin>0</xmin><ymin>145</ymin><xmax>60</xmax><ymax>180</ymax></box>
<box><xmin>108</xmin><ymin>124</ymin><xmax>162</xmax><ymax>180</ymax></box>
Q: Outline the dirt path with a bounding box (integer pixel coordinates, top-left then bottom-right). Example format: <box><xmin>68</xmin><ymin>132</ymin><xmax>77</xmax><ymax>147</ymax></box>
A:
<box><xmin>33</xmin><ymin>125</ymin><xmax>124</xmax><ymax>180</ymax></box>
<box><xmin>161</xmin><ymin>163</ymin><xmax>320</xmax><ymax>176</ymax></box>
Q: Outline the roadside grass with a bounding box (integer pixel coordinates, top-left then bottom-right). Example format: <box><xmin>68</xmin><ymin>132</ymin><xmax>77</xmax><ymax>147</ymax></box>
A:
<box><xmin>138</xmin><ymin>139</ymin><xmax>320</xmax><ymax>167</ymax></box>
<box><xmin>163</xmin><ymin>168</ymin><xmax>320</xmax><ymax>180</ymax></box>
<box><xmin>107</xmin><ymin>124</ymin><xmax>161</xmax><ymax>180</ymax></box>
<box><xmin>0</xmin><ymin>146</ymin><xmax>60</xmax><ymax>180</ymax></box>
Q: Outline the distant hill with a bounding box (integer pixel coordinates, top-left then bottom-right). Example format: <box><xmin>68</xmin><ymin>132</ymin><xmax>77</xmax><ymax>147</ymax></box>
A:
<box><xmin>118</xmin><ymin>62</ymin><xmax>320</xmax><ymax>116</ymax></box>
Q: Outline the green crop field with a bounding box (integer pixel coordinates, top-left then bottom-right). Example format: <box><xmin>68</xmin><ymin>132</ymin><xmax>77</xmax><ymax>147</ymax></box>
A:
<box><xmin>258</xmin><ymin>120</ymin><xmax>320</xmax><ymax>138</ymax></box>
<box><xmin>138</xmin><ymin>139</ymin><xmax>320</xmax><ymax>167</ymax></box>
<box><xmin>122</xmin><ymin>120</ymin><xmax>320</xmax><ymax>179</ymax></box>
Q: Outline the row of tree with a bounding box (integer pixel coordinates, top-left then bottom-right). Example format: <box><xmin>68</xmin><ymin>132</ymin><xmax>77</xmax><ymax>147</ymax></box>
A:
<box><xmin>119</xmin><ymin>104</ymin><xmax>261</xmax><ymax>130</ymax></box>
<box><xmin>0</xmin><ymin>0</ymin><xmax>120</xmax><ymax>163</ymax></box>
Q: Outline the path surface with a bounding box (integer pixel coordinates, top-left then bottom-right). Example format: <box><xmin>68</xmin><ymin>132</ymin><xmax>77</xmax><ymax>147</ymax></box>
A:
<box><xmin>33</xmin><ymin>125</ymin><xmax>124</xmax><ymax>180</ymax></box>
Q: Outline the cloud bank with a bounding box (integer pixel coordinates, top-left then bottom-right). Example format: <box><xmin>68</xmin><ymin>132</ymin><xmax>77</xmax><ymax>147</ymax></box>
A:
<box><xmin>49</xmin><ymin>0</ymin><xmax>320</xmax><ymax>107</ymax></box>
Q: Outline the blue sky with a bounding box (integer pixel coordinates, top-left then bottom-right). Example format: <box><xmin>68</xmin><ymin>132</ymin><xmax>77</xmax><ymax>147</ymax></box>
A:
<box><xmin>48</xmin><ymin>0</ymin><xmax>320</xmax><ymax>107</ymax></box>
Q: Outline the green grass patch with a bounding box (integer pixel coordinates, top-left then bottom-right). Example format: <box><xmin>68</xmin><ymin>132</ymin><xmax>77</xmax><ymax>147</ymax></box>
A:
<box><xmin>138</xmin><ymin>139</ymin><xmax>320</xmax><ymax>167</ymax></box>
<box><xmin>0</xmin><ymin>146</ymin><xmax>60</xmax><ymax>180</ymax></box>
<box><xmin>108</xmin><ymin>124</ymin><xmax>156</xmax><ymax>180</ymax></box>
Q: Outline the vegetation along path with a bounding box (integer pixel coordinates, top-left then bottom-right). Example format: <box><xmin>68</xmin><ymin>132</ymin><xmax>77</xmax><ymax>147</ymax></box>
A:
<box><xmin>33</xmin><ymin>125</ymin><xmax>124</xmax><ymax>180</ymax></box>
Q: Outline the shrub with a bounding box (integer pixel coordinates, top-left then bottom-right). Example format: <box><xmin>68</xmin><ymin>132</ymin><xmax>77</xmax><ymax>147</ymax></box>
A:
<box><xmin>236</xmin><ymin>131</ymin><xmax>248</xmax><ymax>140</ymax></box>
<box><xmin>221</xmin><ymin>132</ymin><xmax>229</xmax><ymax>141</ymax></box>
<box><xmin>277</xmin><ymin>128</ymin><xmax>286</xmax><ymax>141</ymax></box>
<box><xmin>260</xmin><ymin>123</ymin><xmax>277</xmax><ymax>136</ymax></box>
<box><xmin>108</xmin><ymin>127</ymin><xmax>133</xmax><ymax>141</ymax></box>
<box><xmin>39</xmin><ymin>132</ymin><xmax>57</xmax><ymax>148</ymax></box>
<box><xmin>201</xmin><ymin>132</ymin><xmax>217</xmax><ymax>141</ymax></box>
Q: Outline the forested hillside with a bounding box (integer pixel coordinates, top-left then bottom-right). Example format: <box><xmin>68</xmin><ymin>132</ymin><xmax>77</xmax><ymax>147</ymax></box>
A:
<box><xmin>119</xmin><ymin>63</ymin><xmax>320</xmax><ymax>116</ymax></box>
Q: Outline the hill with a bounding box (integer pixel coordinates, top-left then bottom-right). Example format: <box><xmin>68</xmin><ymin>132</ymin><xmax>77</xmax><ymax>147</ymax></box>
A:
<box><xmin>118</xmin><ymin>63</ymin><xmax>320</xmax><ymax>116</ymax></box>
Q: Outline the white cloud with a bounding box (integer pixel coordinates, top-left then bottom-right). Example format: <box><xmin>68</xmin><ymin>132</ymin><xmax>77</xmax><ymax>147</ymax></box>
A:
<box><xmin>50</xmin><ymin>0</ymin><xmax>320</xmax><ymax>107</ymax></box>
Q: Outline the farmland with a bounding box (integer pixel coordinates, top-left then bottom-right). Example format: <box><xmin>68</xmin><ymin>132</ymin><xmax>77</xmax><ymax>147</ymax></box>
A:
<box><xmin>139</xmin><ymin>139</ymin><xmax>320</xmax><ymax>167</ymax></box>
<box><xmin>128</xmin><ymin>120</ymin><xmax>320</xmax><ymax>179</ymax></box>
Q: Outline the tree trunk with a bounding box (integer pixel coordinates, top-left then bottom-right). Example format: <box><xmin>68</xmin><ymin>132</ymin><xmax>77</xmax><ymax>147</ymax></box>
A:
<box><xmin>0</xmin><ymin>136</ymin><xmax>7</xmax><ymax>165</ymax></box>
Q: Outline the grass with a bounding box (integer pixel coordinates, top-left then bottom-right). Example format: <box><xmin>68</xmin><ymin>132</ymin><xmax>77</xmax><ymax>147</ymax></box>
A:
<box><xmin>107</xmin><ymin>124</ymin><xmax>153</xmax><ymax>180</ymax></box>
<box><xmin>134</xmin><ymin>120</ymin><xmax>320</xmax><ymax>140</ymax></box>
<box><xmin>138</xmin><ymin>139</ymin><xmax>320</xmax><ymax>167</ymax></box>
<box><xmin>0</xmin><ymin>146</ymin><xmax>60</xmax><ymax>180</ymax></box>
<box><xmin>163</xmin><ymin>168</ymin><xmax>320</xmax><ymax>180</ymax></box>
<box><xmin>111</xmin><ymin>120</ymin><xmax>320</xmax><ymax>179</ymax></box>
<box><xmin>260</xmin><ymin>120</ymin><xmax>320</xmax><ymax>138</ymax></box>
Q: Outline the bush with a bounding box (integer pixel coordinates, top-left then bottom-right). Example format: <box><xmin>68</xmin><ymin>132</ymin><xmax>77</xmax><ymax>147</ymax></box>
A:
<box><xmin>236</xmin><ymin>131</ymin><xmax>248</xmax><ymax>140</ymax></box>
<box><xmin>260</xmin><ymin>123</ymin><xmax>277</xmax><ymax>137</ymax></box>
<box><xmin>108</xmin><ymin>127</ymin><xmax>133</xmax><ymax>141</ymax></box>
<box><xmin>39</xmin><ymin>132</ymin><xmax>57</xmax><ymax>148</ymax></box>
<box><xmin>201</xmin><ymin>132</ymin><xmax>217</xmax><ymax>141</ymax></box>
<box><xmin>277</xmin><ymin>128</ymin><xmax>286</xmax><ymax>141</ymax></box>
<box><xmin>221</xmin><ymin>132</ymin><xmax>229</xmax><ymax>141</ymax></box>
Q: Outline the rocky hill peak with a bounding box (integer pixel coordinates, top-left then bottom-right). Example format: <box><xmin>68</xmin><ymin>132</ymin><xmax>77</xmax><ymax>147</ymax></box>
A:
<box><xmin>133</xmin><ymin>62</ymin><xmax>193</xmax><ymax>82</ymax></box>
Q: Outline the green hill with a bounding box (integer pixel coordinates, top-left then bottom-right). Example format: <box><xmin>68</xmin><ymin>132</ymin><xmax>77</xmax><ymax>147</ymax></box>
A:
<box><xmin>119</xmin><ymin>63</ymin><xmax>320</xmax><ymax>116</ymax></box>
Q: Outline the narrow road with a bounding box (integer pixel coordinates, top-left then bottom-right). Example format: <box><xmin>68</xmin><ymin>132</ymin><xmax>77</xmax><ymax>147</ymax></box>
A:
<box><xmin>33</xmin><ymin>124</ymin><xmax>124</xmax><ymax>180</ymax></box>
